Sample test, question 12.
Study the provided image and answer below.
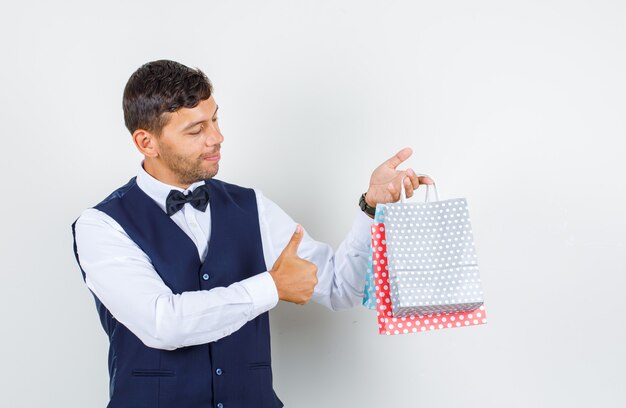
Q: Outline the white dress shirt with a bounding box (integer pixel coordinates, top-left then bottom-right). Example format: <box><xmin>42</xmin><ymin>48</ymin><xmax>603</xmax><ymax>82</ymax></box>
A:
<box><xmin>74</xmin><ymin>164</ymin><xmax>373</xmax><ymax>350</ymax></box>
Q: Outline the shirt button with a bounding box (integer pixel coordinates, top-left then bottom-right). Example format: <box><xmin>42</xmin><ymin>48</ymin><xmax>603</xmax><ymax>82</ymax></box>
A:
<box><xmin>217</xmin><ymin>403</ymin><xmax>224</xmax><ymax>408</ymax></box>
<box><xmin>216</xmin><ymin>368</ymin><xmax>223</xmax><ymax>375</ymax></box>
<box><xmin>202</xmin><ymin>273</ymin><xmax>210</xmax><ymax>281</ymax></box>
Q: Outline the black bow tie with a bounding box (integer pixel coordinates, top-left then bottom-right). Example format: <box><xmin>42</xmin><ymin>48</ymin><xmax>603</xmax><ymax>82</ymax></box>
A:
<box><xmin>166</xmin><ymin>184</ymin><xmax>210</xmax><ymax>216</ymax></box>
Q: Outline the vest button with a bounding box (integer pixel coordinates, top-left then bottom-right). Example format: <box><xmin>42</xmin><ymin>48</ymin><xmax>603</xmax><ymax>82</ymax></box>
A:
<box><xmin>217</xmin><ymin>403</ymin><xmax>224</xmax><ymax>408</ymax></box>
<box><xmin>216</xmin><ymin>368</ymin><xmax>223</xmax><ymax>376</ymax></box>
<box><xmin>202</xmin><ymin>273</ymin><xmax>210</xmax><ymax>281</ymax></box>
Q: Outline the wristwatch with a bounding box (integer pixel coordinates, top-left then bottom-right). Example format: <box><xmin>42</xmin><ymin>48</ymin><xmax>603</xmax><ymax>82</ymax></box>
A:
<box><xmin>358</xmin><ymin>192</ymin><xmax>376</xmax><ymax>217</ymax></box>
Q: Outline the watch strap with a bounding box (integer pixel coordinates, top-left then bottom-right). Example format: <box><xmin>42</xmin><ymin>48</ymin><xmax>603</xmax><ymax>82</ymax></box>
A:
<box><xmin>359</xmin><ymin>192</ymin><xmax>376</xmax><ymax>216</ymax></box>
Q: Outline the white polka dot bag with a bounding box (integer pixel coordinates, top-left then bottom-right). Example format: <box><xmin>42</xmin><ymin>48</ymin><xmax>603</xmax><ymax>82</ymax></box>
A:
<box><xmin>371</xmin><ymin>180</ymin><xmax>487</xmax><ymax>335</ymax></box>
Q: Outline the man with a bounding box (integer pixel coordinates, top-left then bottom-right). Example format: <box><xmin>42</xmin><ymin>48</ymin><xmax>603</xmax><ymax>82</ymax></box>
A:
<box><xmin>72</xmin><ymin>59</ymin><xmax>432</xmax><ymax>408</ymax></box>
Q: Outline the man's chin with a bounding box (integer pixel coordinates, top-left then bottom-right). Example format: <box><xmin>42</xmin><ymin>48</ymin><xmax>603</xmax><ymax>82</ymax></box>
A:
<box><xmin>202</xmin><ymin>164</ymin><xmax>219</xmax><ymax>180</ymax></box>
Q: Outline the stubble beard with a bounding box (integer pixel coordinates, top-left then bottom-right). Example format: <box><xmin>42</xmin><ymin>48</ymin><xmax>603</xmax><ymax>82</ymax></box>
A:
<box><xmin>159</xmin><ymin>147</ymin><xmax>219</xmax><ymax>185</ymax></box>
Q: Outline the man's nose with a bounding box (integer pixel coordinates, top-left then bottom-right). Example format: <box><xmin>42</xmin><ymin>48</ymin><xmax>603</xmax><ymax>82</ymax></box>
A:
<box><xmin>206</xmin><ymin>128</ymin><xmax>224</xmax><ymax>145</ymax></box>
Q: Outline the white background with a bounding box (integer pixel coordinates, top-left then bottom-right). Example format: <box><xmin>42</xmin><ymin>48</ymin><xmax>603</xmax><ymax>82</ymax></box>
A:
<box><xmin>1</xmin><ymin>0</ymin><xmax>625</xmax><ymax>406</ymax></box>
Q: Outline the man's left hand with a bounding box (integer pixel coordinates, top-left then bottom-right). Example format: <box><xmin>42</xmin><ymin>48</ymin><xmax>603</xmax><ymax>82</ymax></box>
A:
<box><xmin>364</xmin><ymin>147</ymin><xmax>434</xmax><ymax>207</ymax></box>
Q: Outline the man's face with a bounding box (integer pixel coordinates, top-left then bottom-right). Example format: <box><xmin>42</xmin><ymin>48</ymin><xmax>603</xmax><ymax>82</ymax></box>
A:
<box><xmin>153</xmin><ymin>96</ymin><xmax>223</xmax><ymax>186</ymax></box>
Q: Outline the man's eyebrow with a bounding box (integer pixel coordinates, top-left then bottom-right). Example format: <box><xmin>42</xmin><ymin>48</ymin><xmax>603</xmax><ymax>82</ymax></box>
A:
<box><xmin>180</xmin><ymin>105</ymin><xmax>220</xmax><ymax>132</ymax></box>
<box><xmin>181</xmin><ymin>120</ymin><xmax>205</xmax><ymax>132</ymax></box>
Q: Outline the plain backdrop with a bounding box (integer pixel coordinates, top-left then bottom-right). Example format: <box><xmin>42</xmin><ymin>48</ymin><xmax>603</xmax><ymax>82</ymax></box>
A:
<box><xmin>1</xmin><ymin>0</ymin><xmax>625</xmax><ymax>407</ymax></box>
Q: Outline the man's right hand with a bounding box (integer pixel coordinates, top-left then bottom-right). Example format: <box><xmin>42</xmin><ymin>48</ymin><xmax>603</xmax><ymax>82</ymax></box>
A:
<box><xmin>269</xmin><ymin>225</ymin><xmax>318</xmax><ymax>305</ymax></box>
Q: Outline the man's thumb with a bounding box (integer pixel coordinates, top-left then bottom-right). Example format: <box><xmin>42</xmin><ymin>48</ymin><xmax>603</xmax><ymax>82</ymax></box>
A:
<box><xmin>284</xmin><ymin>225</ymin><xmax>303</xmax><ymax>255</ymax></box>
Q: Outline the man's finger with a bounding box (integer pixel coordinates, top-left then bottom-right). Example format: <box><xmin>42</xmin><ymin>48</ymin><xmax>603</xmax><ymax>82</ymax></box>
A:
<box><xmin>387</xmin><ymin>181</ymin><xmax>399</xmax><ymax>201</ymax></box>
<box><xmin>403</xmin><ymin>176</ymin><xmax>415</xmax><ymax>198</ymax></box>
<box><xmin>283</xmin><ymin>225</ymin><xmax>303</xmax><ymax>255</ymax></box>
<box><xmin>385</xmin><ymin>147</ymin><xmax>413</xmax><ymax>169</ymax></box>
<box><xmin>406</xmin><ymin>169</ymin><xmax>434</xmax><ymax>189</ymax></box>
<box><xmin>417</xmin><ymin>176</ymin><xmax>434</xmax><ymax>185</ymax></box>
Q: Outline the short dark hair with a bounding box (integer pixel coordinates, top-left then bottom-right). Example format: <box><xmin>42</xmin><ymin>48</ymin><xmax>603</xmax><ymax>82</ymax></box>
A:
<box><xmin>122</xmin><ymin>60</ymin><xmax>213</xmax><ymax>135</ymax></box>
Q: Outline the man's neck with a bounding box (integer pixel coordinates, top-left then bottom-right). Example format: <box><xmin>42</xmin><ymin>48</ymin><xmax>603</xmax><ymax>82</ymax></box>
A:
<box><xmin>142</xmin><ymin>160</ymin><xmax>190</xmax><ymax>190</ymax></box>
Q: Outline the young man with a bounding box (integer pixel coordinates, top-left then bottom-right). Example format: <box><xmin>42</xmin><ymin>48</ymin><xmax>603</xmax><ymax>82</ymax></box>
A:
<box><xmin>72</xmin><ymin>59</ymin><xmax>431</xmax><ymax>408</ymax></box>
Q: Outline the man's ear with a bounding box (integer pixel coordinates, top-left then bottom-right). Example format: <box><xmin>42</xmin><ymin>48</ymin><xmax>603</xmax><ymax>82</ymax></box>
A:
<box><xmin>132</xmin><ymin>129</ymin><xmax>159</xmax><ymax>158</ymax></box>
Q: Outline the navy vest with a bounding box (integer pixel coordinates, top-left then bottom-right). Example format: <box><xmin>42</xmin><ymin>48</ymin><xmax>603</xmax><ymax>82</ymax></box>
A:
<box><xmin>72</xmin><ymin>177</ymin><xmax>283</xmax><ymax>408</ymax></box>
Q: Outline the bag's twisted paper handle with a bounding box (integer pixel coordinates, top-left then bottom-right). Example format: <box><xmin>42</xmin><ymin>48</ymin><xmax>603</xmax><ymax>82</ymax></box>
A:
<box><xmin>399</xmin><ymin>173</ymin><xmax>439</xmax><ymax>203</ymax></box>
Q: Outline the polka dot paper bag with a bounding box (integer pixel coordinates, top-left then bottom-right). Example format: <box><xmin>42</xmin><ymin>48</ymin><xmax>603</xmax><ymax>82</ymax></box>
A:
<box><xmin>384</xmin><ymin>196</ymin><xmax>485</xmax><ymax>316</ymax></box>
<box><xmin>372</xmin><ymin>220</ymin><xmax>487</xmax><ymax>334</ymax></box>
<box><xmin>370</xmin><ymin>184</ymin><xmax>487</xmax><ymax>334</ymax></box>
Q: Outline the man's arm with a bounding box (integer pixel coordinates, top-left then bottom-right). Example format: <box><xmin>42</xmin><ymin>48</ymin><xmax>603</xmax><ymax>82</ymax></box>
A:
<box><xmin>256</xmin><ymin>190</ymin><xmax>372</xmax><ymax>311</ymax></box>
<box><xmin>74</xmin><ymin>208</ymin><xmax>279</xmax><ymax>350</ymax></box>
<box><xmin>256</xmin><ymin>147</ymin><xmax>434</xmax><ymax>311</ymax></box>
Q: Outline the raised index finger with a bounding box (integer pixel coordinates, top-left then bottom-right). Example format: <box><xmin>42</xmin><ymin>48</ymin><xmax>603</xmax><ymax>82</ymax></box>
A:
<box><xmin>385</xmin><ymin>147</ymin><xmax>413</xmax><ymax>169</ymax></box>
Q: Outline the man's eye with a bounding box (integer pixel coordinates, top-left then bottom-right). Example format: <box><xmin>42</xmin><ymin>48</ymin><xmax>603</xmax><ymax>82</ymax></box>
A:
<box><xmin>189</xmin><ymin>124</ymin><xmax>204</xmax><ymax>135</ymax></box>
<box><xmin>212</xmin><ymin>117</ymin><xmax>218</xmax><ymax>122</ymax></box>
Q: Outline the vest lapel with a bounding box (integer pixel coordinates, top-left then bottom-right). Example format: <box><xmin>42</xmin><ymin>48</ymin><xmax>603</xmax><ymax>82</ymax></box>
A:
<box><xmin>122</xmin><ymin>184</ymin><xmax>203</xmax><ymax>292</ymax></box>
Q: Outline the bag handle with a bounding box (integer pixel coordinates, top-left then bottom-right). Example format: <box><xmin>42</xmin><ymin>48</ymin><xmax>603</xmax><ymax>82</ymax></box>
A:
<box><xmin>400</xmin><ymin>173</ymin><xmax>439</xmax><ymax>203</ymax></box>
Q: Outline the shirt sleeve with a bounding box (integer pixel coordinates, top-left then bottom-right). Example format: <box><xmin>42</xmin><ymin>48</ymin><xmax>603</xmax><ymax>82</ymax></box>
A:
<box><xmin>73</xmin><ymin>208</ymin><xmax>279</xmax><ymax>351</ymax></box>
<box><xmin>255</xmin><ymin>190</ymin><xmax>373</xmax><ymax>311</ymax></box>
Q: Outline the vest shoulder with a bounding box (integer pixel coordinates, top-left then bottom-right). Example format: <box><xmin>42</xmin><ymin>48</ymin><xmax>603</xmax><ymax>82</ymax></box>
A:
<box><xmin>208</xmin><ymin>179</ymin><xmax>259</xmax><ymax>209</ymax></box>
<box><xmin>93</xmin><ymin>177</ymin><xmax>138</xmax><ymax>210</ymax></box>
<box><xmin>208</xmin><ymin>178</ymin><xmax>255</xmax><ymax>194</ymax></box>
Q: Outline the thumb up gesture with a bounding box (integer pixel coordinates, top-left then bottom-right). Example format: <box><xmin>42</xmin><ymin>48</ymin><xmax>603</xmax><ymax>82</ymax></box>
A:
<box><xmin>269</xmin><ymin>225</ymin><xmax>318</xmax><ymax>305</ymax></box>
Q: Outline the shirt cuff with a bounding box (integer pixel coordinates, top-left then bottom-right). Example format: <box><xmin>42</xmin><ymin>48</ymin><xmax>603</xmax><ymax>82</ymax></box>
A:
<box><xmin>239</xmin><ymin>271</ymin><xmax>279</xmax><ymax>313</ymax></box>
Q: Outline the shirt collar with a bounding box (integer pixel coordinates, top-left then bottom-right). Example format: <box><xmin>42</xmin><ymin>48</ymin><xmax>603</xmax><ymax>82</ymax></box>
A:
<box><xmin>136</xmin><ymin>162</ymin><xmax>208</xmax><ymax>213</ymax></box>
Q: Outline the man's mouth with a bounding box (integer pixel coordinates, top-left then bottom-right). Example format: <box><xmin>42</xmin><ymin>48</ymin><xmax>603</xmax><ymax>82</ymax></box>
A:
<box><xmin>202</xmin><ymin>151</ymin><xmax>220</xmax><ymax>161</ymax></box>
